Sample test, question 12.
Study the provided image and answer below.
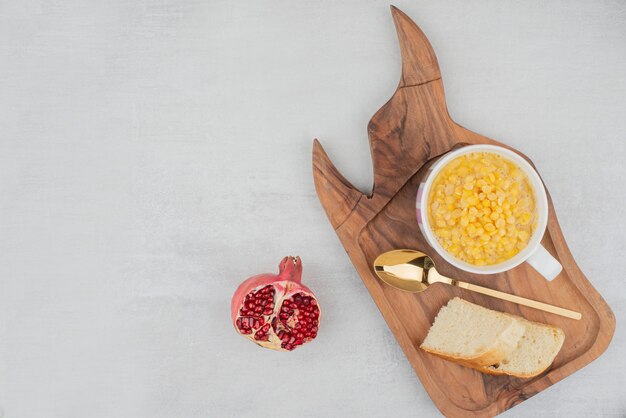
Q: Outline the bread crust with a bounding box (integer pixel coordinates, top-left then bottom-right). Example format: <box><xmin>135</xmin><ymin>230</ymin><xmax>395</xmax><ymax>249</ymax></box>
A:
<box><xmin>420</xmin><ymin>345</ymin><xmax>509</xmax><ymax>368</ymax></box>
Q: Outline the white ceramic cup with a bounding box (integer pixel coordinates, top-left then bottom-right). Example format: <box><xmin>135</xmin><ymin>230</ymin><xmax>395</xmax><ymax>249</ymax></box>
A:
<box><xmin>416</xmin><ymin>144</ymin><xmax>562</xmax><ymax>281</ymax></box>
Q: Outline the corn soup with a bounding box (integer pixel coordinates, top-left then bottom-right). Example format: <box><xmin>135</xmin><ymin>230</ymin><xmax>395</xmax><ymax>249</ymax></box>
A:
<box><xmin>427</xmin><ymin>152</ymin><xmax>536</xmax><ymax>265</ymax></box>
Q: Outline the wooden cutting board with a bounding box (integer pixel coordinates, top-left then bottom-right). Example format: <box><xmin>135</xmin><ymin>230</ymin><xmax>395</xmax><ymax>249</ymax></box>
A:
<box><xmin>312</xmin><ymin>7</ymin><xmax>615</xmax><ymax>417</ymax></box>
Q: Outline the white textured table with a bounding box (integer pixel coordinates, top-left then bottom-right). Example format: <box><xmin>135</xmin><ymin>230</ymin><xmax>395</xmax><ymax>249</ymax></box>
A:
<box><xmin>0</xmin><ymin>1</ymin><xmax>624</xmax><ymax>417</ymax></box>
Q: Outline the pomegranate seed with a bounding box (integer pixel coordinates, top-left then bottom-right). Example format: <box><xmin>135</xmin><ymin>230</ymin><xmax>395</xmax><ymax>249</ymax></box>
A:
<box><xmin>279</xmin><ymin>313</ymin><xmax>289</xmax><ymax>319</ymax></box>
<box><xmin>284</xmin><ymin>343</ymin><xmax>293</xmax><ymax>350</ymax></box>
<box><xmin>247</xmin><ymin>302</ymin><xmax>254</xmax><ymax>309</ymax></box>
<box><xmin>303</xmin><ymin>298</ymin><xmax>310</xmax><ymax>305</ymax></box>
<box><xmin>236</xmin><ymin>318</ymin><xmax>242</xmax><ymax>329</ymax></box>
<box><xmin>294</xmin><ymin>323</ymin><xmax>301</xmax><ymax>329</ymax></box>
<box><xmin>310</xmin><ymin>299</ymin><xmax>317</xmax><ymax>306</ymax></box>
<box><xmin>311</xmin><ymin>326</ymin><xmax>318</xmax><ymax>333</ymax></box>
<box><xmin>254</xmin><ymin>306</ymin><xmax>262</xmax><ymax>313</ymax></box>
<box><xmin>255</xmin><ymin>330</ymin><xmax>269</xmax><ymax>341</ymax></box>
<box><xmin>281</xmin><ymin>306</ymin><xmax>289</xmax><ymax>312</ymax></box>
<box><xmin>262</xmin><ymin>324</ymin><xmax>270</xmax><ymax>332</ymax></box>
<box><xmin>295</xmin><ymin>339</ymin><xmax>303</xmax><ymax>346</ymax></box>
<box><xmin>297</xmin><ymin>332</ymin><xmax>303</xmax><ymax>339</ymax></box>
<box><xmin>263</xmin><ymin>308</ymin><xmax>273</xmax><ymax>315</ymax></box>
<box><xmin>310</xmin><ymin>332</ymin><xmax>317</xmax><ymax>338</ymax></box>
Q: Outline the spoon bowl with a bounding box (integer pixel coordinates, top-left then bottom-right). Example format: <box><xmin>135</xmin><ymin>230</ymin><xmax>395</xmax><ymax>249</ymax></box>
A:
<box><xmin>374</xmin><ymin>249</ymin><xmax>436</xmax><ymax>292</ymax></box>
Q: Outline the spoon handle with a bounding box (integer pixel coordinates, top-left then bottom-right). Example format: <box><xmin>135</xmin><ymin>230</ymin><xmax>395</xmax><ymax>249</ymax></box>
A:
<box><xmin>453</xmin><ymin>280</ymin><xmax>582</xmax><ymax>320</ymax></box>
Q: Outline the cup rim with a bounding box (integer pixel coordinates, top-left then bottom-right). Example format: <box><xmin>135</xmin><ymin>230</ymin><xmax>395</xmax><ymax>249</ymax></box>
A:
<box><xmin>418</xmin><ymin>144</ymin><xmax>549</xmax><ymax>274</ymax></box>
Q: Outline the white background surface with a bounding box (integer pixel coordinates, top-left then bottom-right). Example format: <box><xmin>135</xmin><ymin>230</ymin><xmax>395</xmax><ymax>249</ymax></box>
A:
<box><xmin>0</xmin><ymin>1</ymin><xmax>624</xmax><ymax>417</ymax></box>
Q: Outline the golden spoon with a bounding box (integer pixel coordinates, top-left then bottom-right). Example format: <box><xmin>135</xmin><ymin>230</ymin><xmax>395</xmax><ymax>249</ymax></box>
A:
<box><xmin>373</xmin><ymin>249</ymin><xmax>581</xmax><ymax>320</ymax></box>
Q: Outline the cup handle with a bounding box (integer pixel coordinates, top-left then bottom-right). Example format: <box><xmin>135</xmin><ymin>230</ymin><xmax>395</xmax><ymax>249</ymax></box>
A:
<box><xmin>526</xmin><ymin>244</ymin><xmax>562</xmax><ymax>281</ymax></box>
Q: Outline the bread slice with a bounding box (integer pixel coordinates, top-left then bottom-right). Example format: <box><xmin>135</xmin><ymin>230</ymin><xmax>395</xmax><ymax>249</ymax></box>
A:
<box><xmin>479</xmin><ymin>318</ymin><xmax>565</xmax><ymax>377</ymax></box>
<box><xmin>420</xmin><ymin>297</ymin><xmax>565</xmax><ymax>378</ymax></box>
<box><xmin>420</xmin><ymin>298</ymin><xmax>526</xmax><ymax>367</ymax></box>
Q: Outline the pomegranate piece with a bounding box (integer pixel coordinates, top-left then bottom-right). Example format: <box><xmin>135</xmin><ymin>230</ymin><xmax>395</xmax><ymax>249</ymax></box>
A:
<box><xmin>231</xmin><ymin>256</ymin><xmax>321</xmax><ymax>351</ymax></box>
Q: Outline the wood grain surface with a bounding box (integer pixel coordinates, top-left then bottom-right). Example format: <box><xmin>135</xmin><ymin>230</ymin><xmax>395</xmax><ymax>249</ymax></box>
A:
<box><xmin>312</xmin><ymin>6</ymin><xmax>616</xmax><ymax>417</ymax></box>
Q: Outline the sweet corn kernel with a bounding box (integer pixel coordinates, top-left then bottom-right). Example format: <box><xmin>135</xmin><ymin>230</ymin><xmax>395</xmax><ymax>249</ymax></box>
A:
<box><xmin>428</xmin><ymin>151</ymin><xmax>536</xmax><ymax>265</ymax></box>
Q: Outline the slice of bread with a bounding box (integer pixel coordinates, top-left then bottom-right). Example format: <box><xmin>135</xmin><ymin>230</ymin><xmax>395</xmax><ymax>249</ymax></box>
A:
<box><xmin>479</xmin><ymin>318</ymin><xmax>565</xmax><ymax>377</ymax></box>
<box><xmin>420</xmin><ymin>298</ymin><xmax>526</xmax><ymax>367</ymax></box>
<box><xmin>420</xmin><ymin>297</ymin><xmax>565</xmax><ymax>378</ymax></box>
